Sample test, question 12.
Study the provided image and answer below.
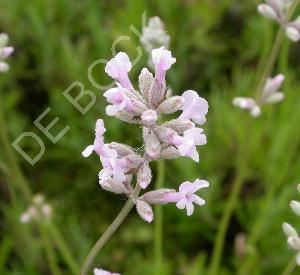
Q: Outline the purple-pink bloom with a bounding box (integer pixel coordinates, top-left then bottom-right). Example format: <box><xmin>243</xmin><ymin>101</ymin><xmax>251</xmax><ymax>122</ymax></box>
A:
<box><xmin>98</xmin><ymin>146</ymin><xmax>126</xmax><ymax>183</ymax></box>
<box><xmin>151</xmin><ymin>47</ymin><xmax>176</xmax><ymax>85</ymax></box>
<box><xmin>171</xmin><ymin>128</ymin><xmax>207</xmax><ymax>162</ymax></box>
<box><xmin>94</xmin><ymin>267</ymin><xmax>121</xmax><ymax>275</ymax></box>
<box><xmin>82</xmin><ymin>119</ymin><xmax>106</xmax><ymax>157</ymax></box>
<box><xmin>103</xmin><ymin>83</ymin><xmax>132</xmax><ymax>116</ymax></box>
<box><xmin>105</xmin><ymin>52</ymin><xmax>134</xmax><ymax>90</ymax></box>
<box><xmin>164</xmin><ymin>179</ymin><xmax>209</xmax><ymax>216</ymax></box>
<box><xmin>179</xmin><ymin>90</ymin><xmax>209</xmax><ymax>125</ymax></box>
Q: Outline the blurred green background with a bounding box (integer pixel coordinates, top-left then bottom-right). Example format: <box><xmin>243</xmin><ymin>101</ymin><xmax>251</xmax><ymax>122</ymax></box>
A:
<box><xmin>1</xmin><ymin>0</ymin><xmax>300</xmax><ymax>274</ymax></box>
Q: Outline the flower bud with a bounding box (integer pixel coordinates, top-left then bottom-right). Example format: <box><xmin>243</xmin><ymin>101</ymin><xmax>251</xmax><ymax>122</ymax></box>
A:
<box><xmin>20</xmin><ymin>212</ymin><xmax>31</xmax><ymax>224</ymax></box>
<box><xmin>121</xmin><ymin>154</ymin><xmax>143</xmax><ymax>173</ymax></box>
<box><xmin>144</xmin><ymin>130</ymin><xmax>161</xmax><ymax>159</ymax></box>
<box><xmin>42</xmin><ymin>204</ymin><xmax>52</xmax><ymax>218</ymax></box>
<box><xmin>108</xmin><ymin>142</ymin><xmax>136</xmax><ymax>157</ymax></box>
<box><xmin>155</xmin><ymin>126</ymin><xmax>176</xmax><ymax>143</ymax></box>
<box><xmin>296</xmin><ymin>251</ymin><xmax>300</xmax><ymax>266</ymax></box>
<box><xmin>290</xmin><ymin>200</ymin><xmax>300</xmax><ymax>216</ymax></box>
<box><xmin>265</xmin><ymin>92</ymin><xmax>284</xmax><ymax>104</ymax></box>
<box><xmin>288</xmin><ymin>236</ymin><xmax>300</xmax><ymax>250</ymax></box>
<box><xmin>257</xmin><ymin>4</ymin><xmax>278</xmax><ymax>20</ymax></box>
<box><xmin>139</xmin><ymin>68</ymin><xmax>154</xmax><ymax>103</ymax></box>
<box><xmin>286</xmin><ymin>26</ymin><xmax>300</xmax><ymax>42</ymax></box>
<box><xmin>142</xmin><ymin>189</ymin><xmax>176</xmax><ymax>204</ymax></box>
<box><xmin>99</xmin><ymin>178</ymin><xmax>131</xmax><ymax>194</ymax></box>
<box><xmin>162</xmin><ymin>119</ymin><xmax>195</xmax><ymax>134</ymax></box>
<box><xmin>141</xmin><ymin>109</ymin><xmax>158</xmax><ymax>125</ymax></box>
<box><xmin>149</xmin><ymin>80</ymin><xmax>166</xmax><ymax>109</ymax></box>
<box><xmin>156</xmin><ymin>96</ymin><xmax>184</xmax><ymax>114</ymax></box>
<box><xmin>282</xmin><ymin>222</ymin><xmax>298</xmax><ymax>237</ymax></box>
<box><xmin>297</xmin><ymin>183</ymin><xmax>300</xmax><ymax>193</ymax></box>
<box><xmin>137</xmin><ymin>163</ymin><xmax>152</xmax><ymax>189</ymax></box>
<box><xmin>0</xmin><ymin>61</ymin><xmax>9</xmax><ymax>72</ymax></box>
<box><xmin>0</xmin><ymin>33</ymin><xmax>9</xmax><ymax>47</ymax></box>
<box><xmin>123</xmin><ymin>89</ymin><xmax>148</xmax><ymax>116</ymax></box>
<box><xmin>250</xmin><ymin>106</ymin><xmax>261</xmax><ymax>117</ymax></box>
<box><xmin>115</xmin><ymin>111</ymin><xmax>141</xmax><ymax>124</ymax></box>
<box><xmin>136</xmin><ymin>200</ymin><xmax>153</xmax><ymax>223</ymax></box>
<box><xmin>32</xmin><ymin>194</ymin><xmax>45</xmax><ymax>206</ymax></box>
<box><xmin>160</xmin><ymin>146</ymin><xmax>180</xmax><ymax>160</ymax></box>
<box><xmin>0</xmin><ymin>47</ymin><xmax>14</xmax><ymax>59</ymax></box>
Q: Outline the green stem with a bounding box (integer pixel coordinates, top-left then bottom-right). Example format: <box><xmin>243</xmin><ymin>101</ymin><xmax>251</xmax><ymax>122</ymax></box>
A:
<box><xmin>39</xmin><ymin>223</ymin><xmax>61</xmax><ymax>275</ymax></box>
<box><xmin>0</xmin><ymin>93</ymin><xmax>32</xmax><ymax>201</ymax></box>
<box><xmin>0</xmin><ymin>93</ymin><xmax>78</xmax><ymax>272</ymax></box>
<box><xmin>208</xmin><ymin>3</ymin><xmax>300</xmax><ymax>273</ymax></box>
<box><xmin>47</xmin><ymin>223</ymin><xmax>79</xmax><ymax>275</ymax></box>
<box><xmin>208</xmin><ymin>121</ymin><xmax>252</xmax><ymax>275</ymax></box>
<box><xmin>80</xmin><ymin>185</ymin><xmax>141</xmax><ymax>275</ymax></box>
<box><xmin>281</xmin><ymin>258</ymin><xmax>296</xmax><ymax>275</ymax></box>
<box><xmin>154</xmin><ymin>160</ymin><xmax>165</xmax><ymax>272</ymax></box>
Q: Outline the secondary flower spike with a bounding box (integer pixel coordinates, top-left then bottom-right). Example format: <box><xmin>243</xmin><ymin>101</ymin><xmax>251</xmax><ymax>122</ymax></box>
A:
<box><xmin>0</xmin><ymin>33</ymin><xmax>14</xmax><ymax>73</ymax></box>
<box><xmin>94</xmin><ymin>267</ymin><xmax>121</xmax><ymax>275</ymax></box>
<box><xmin>258</xmin><ymin>0</ymin><xmax>300</xmax><ymax>42</ymax></box>
<box><xmin>233</xmin><ymin>74</ymin><xmax>285</xmax><ymax>117</ymax></box>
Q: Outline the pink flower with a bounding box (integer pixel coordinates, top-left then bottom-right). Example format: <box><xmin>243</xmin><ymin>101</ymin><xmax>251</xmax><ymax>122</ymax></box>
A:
<box><xmin>171</xmin><ymin>128</ymin><xmax>207</xmax><ymax>162</ymax></box>
<box><xmin>105</xmin><ymin>52</ymin><xmax>134</xmax><ymax>90</ymax></box>
<box><xmin>179</xmin><ymin>90</ymin><xmax>209</xmax><ymax>125</ymax></box>
<box><xmin>94</xmin><ymin>267</ymin><xmax>121</xmax><ymax>275</ymax></box>
<box><xmin>82</xmin><ymin>119</ymin><xmax>126</xmax><ymax>183</ymax></box>
<box><xmin>151</xmin><ymin>47</ymin><xmax>176</xmax><ymax>85</ymax></box>
<box><xmin>164</xmin><ymin>179</ymin><xmax>209</xmax><ymax>216</ymax></box>
<box><xmin>99</xmin><ymin>145</ymin><xmax>126</xmax><ymax>183</ymax></box>
<box><xmin>82</xmin><ymin>119</ymin><xmax>106</xmax><ymax>157</ymax></box>
<box><xmin>103</xmin><ymin>83</ymin><xmax>132</xmax><ymax>116</ymax></box>
<box><xmin>0</xmin><ymin>46</ymin><xmax>14</xmax><ymax>59</ymax></box>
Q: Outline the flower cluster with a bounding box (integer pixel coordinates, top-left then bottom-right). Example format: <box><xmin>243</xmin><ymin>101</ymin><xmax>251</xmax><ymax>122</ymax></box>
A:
<box><xmin>83</xmin><ymin>47</ymin><xmax>209</xmax><ymax>222</ymax></box>
<box><xmin>20</xmin><ymin>194</ymin><xmax>52</xmax><ymax>224</ymax></box>
<box><xmin>258</xmin><ymin>0</ymin><xmax>300</xmax><ymax>42</ymax></box>
<box><xmin>140</xmin><ymin>16</ymin><xmax>170</xmax><ymax>53</ymax></box>
<box><xmin>282</xmin><ymin>184</ymin><xmax>300</xmax><ymax>266</ymax></box>
<box><xmin>233</xmin><ymin>74</ymin><xmax>285</xmax><ymax>117</ymax></box>
<box><xmin>0</xmin><ymin>33</ymin><xmax>14</xmax><ymax>73</ymax></box>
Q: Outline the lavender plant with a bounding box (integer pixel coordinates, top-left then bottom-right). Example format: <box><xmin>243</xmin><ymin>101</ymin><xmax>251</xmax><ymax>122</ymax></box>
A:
<box><xmin>81</xmin><ymin>47</ymin><xmax>209</xmax><ymax>274</ymax></box>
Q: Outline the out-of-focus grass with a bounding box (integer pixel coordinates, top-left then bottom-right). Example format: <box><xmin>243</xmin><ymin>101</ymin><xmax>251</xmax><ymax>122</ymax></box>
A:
<box><xmin>0</xmin><ymin>0</ymin><xmax>300</xmax><ymax>274</ymax></box>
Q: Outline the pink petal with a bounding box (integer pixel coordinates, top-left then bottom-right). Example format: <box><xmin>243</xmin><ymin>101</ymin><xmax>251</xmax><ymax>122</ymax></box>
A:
<box><xmin>186</xmin><ymin>201</ymin><xmax>194</xmax><ymax>216</ymax></box>
<box><xmin>191</xmin><ymin>194</ymin><xmax>205</xmax><ymax>206</ymax></box>
<box><xmin>82</xmin><ymin>145</ymin><xmax>94</xmax><ymax>157</ymax></box>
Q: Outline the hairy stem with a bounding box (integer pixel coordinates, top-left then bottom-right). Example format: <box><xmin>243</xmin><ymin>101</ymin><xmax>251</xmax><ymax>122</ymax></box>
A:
<box><xmin>154</xmin><ymin>160</ymin><xmax>165</xmax><ymax>272</ymax></box>
<box><xmin>80</xmin><ymin>185</ymin><xmax>141</xmax><ymax>275</ymax></box>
